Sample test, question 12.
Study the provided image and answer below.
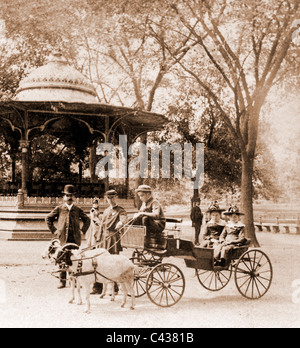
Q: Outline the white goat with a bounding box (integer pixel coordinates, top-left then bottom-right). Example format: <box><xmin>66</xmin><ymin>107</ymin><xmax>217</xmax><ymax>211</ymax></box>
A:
<box><xmin>42</xmin><ymin>241</ymin><xmax>135</xmax><ymax>313</ymax></box>
<box><xmin>61</xmin><ymin>248</ymin><xmax>135</xmax><ymax>313</ymax></box>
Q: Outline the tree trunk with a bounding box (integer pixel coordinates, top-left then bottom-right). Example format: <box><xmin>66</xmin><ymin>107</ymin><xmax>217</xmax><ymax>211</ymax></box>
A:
<box><xmin>241</xmin><ymin>153</ymin><xmax>260</xmax><ymax>247</ymax></box>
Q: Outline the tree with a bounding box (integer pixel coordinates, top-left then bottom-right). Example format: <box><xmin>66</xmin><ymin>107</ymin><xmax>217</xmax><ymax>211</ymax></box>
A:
<box><xmin>151</xmin><ymin>0</ymin><xmax>299</xmax><ymax>245</ymax></box>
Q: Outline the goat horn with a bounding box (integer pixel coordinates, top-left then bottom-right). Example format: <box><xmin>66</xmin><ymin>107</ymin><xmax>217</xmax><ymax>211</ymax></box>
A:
<box><xmin>51</xmin><ymin>238</ymin><xmax>60</xmax><ymax>245</ymax></box>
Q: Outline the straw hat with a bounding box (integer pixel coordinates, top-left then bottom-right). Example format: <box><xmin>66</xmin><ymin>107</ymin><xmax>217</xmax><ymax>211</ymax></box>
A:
<box><xmin>135</xmin><ymin>185</ymin><xmax>152</xmax><ymax>193</ymax></box>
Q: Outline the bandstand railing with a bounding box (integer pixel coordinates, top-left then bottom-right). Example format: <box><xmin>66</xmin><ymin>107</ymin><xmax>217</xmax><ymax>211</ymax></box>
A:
<box><xmin>0</xmin><ymin>192</ymin><xmax>136</xmax><ymax>212</ymax></box>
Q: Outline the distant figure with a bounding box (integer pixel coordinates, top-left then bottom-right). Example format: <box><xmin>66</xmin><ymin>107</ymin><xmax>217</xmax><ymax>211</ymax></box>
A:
<box><xmin>46</xmin><ymin>184</ymin><xmax>90</xmax><ymax>289</ymax></box>
<box><xmin>190</xmin><ymin>198</ymin><xmax>203</xmax><ymax>246</ymax></box>
<box><xmin>86</xmin><ymin>198</ymin><xmax>101</xmax><ymax>248</ymax></box>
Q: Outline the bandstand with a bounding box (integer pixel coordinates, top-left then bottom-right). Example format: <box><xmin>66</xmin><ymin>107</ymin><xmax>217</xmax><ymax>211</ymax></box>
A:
<box><xmin>0</xmin><ymin>54</ymin><xmax>167</xmax><ymax>240</ymax></box>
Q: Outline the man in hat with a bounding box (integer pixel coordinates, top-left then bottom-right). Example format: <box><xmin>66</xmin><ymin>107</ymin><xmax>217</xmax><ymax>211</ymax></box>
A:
<box><xmin>216</xmin><ymin>205</ymin><xmax>248</xmax><ymax>266</ymax></box>
<box><xmin>200</xmin><ymin>201</ymin><xmax>226</xmax><ymax>256</ymax></box>
<box><xmin>96</xmin><ymin>190</ymin><xmax>127</xmax><ymax>254</ymax></box>
<box><xmin>134</xmin><ymin>185</ymin><xmax>166</xmax><ymax>249</ymax></box>
<box><xmin>46</xmin><ymin>184</ymin><xmax>91</xmax><ymax>288</ymax></box>
<box><xmin>95</xmin><ymin>189</ymin><xmax>127</xmax><ymax>296</ymax></box>
<box><xmin>190</xmin><ymin>198</ymin><xmax>203</xmax><ymax>246</ymax></box>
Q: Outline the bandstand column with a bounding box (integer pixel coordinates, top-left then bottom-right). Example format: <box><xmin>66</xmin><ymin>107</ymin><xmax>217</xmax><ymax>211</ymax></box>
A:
<box><xmin>104</xmin><ymin>116</ymin><xmax>109</xmax><ymax>192</ymax></box>
<box><xmin>89</xmin><ymin>141</ymin><xmax>97</xmax><ymax>184</ymax></box>
<box><xmin>19</xmin><ymin>139</ymin><xmax>30</xmax><ymax>195</ymax></box>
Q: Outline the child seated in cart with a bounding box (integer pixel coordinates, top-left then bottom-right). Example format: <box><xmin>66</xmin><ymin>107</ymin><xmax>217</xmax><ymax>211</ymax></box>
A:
<box><xmin>200</xmin><ymin>202</ymin><xmax>226</xmax><ymax>256</ymax></box>
<box><xmin>215</xmin><ymin>206</ymin><xmax>249</xmax><ymax>266</ymax></box>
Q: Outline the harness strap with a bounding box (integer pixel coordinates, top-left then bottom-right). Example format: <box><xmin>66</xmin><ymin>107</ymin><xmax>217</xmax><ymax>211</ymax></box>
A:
<box><xmin>72</xmin><ymin>257</ymin><xmax>115</xmax><ymax>282</ymax></box>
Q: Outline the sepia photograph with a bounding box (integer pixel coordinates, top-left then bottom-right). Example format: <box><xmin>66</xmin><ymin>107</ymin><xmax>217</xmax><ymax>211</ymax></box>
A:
<box><xmin>0</xmin><ymin>0</ymin><xmax>299</xmax><ymax>331</ymax></box>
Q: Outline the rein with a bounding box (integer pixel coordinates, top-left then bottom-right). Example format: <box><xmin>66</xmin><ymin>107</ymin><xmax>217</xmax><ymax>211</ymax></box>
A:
<box><xmin>80</xmin><ymin>217</ymin><xmax>136</xmax><ymax>253</ymax></box>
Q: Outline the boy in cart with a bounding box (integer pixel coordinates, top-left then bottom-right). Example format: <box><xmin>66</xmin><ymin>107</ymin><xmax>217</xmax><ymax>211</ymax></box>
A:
<box><xmin>215</xmin><ymin>205</ymin><xmax>249</xmax><ymax>266</ymax></box>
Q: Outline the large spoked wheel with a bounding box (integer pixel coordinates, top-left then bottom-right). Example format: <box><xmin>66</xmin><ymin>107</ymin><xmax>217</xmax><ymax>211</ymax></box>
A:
<box><xmin>196</xmin><ymin>266</ymin><xmax>232</xmax><ymax>291</ymax></box>
<box><xmin>234</xmin><ymin>249</ymin><xmax>273</xmax><ymax>299</ymax></box>
<box><xmin>146</xmin><ymin>263</ymin><xmax>185</xmax><ymax>307</ymax></box>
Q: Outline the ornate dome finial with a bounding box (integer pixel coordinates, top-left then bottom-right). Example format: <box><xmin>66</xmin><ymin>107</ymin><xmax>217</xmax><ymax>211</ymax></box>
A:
<box><xmin>47</xmin><ymin>50</ymin><xmax>67</xmax><ymax>64</ymax></box>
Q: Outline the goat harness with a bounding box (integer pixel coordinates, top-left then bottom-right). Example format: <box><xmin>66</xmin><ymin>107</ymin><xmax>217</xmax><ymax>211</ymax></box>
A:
<box><xmin>72</xmin><ymin>253</ymin><xmax>115</xmax><ymax>283</ymax></box>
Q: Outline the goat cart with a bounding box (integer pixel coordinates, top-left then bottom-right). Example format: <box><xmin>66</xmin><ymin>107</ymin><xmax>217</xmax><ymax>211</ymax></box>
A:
<box><xmin>120</xmin><ymin>218</ymin><xmax>273</xmax><ymax>307</ymax></box>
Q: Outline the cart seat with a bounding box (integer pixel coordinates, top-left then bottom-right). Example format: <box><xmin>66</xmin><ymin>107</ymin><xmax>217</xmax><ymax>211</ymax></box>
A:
<box><xmin>145</xmin><ymin>231</ymin><xmax>167</xmax><ymax>250</ymax></box>
<box><xmin>144</xmin><ymin>248</ymin><xmax>168</xmax><ymax>257</ymax></box>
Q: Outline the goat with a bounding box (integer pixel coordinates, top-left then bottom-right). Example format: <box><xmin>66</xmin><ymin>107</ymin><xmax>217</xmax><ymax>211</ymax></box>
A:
<box><xmin>42</xmin><ymin>240</ymin><xmax>135</xmax><ymax>313</ymax></box>
<box><xmin>55</xmin><ymin>246</ymin><xmax>135</xmax><ymax>313</ymax></box>
<box><xmin>42</xmin><ymin>240</ymin><xmax>79</xmax><ymax>288</ymax></box>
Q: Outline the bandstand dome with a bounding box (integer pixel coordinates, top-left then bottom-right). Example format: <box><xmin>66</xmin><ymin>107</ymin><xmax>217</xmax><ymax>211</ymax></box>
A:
<box><xmin>0</xmin><ymin>52</ymin><xmax>169</xmax><ymax>240</ymax></box>
<box><xmin>15</xmin><ymin>53</ymin><xmax>98</xmax><ymax>103</ymax></box>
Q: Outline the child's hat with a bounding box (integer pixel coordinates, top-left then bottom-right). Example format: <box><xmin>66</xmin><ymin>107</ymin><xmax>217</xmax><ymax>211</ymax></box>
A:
<box><xmin>223</xmin><ymin>205</ymin><xmax>244</xmax><ymax>215</ymax></box>
<box><xmin>207</xmin><ymin>201</ymin><xmax>225</xmax><ymax>213</ymax></box>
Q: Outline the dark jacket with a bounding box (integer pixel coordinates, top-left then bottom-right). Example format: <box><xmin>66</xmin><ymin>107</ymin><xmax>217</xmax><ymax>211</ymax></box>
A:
<box><xmin>203</xmin><ymin>219</ymin><xmax>226</xmax><ymax>240</ymax></box>
<box><xmin>190</xmin><ymin>206</ymin><xmax>203</xmax><ymax>226</ymax></box>
<box><xmin>46</xmin><ymin>204</ymin><xmax>90</xmax><ymax>246</ymax></box>
<box><xmin>140</xmin><ymin>197</ymin><xmax>166</xmax><ymax>230</ymax></box>
<box><xmin>97</xmin><ymin>205</ymin><xmax>127</xmax><ymax>254</ymax></box>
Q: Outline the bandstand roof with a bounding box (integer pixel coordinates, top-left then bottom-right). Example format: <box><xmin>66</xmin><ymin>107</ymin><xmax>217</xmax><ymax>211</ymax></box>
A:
<box><xmin>0</xmin><ymin>53</ymin><xmax>167</xmax><ymax>140</ymax></box>
<box><xmin>0</xmin><ymin>100</ymin><xmax>167</xmax><ymax>136</ymax></box>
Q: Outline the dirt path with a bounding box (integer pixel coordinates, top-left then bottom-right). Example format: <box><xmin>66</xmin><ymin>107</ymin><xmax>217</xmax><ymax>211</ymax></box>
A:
<box><xmin>0</xmin><ymin>232</ymin><xmax>299</xmax><ymax>328</ymax></box>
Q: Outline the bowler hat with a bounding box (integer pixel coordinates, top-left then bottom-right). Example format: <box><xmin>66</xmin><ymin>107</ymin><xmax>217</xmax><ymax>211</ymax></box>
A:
<box><xmin>223</xmin><ymin>205</ymin><xmax>244</xmax><ymax>216</ymax></box>
<box><xmin>135</xmin><ymin>185</ymin><xmax>152</xmax><ymax>193</ymax></box>
<box><xmin>207</xmin><ymin>201</ymin><xmax>225</xmax><ymax>213</ymax></box>
<box><xmin>62</xmin><ymin>185</ymin><xmax>76</xmax><ymax>195</ymax></box>
<box><xmin>104</xmin><ymin>189</ymin><xmax>118</xmax><ymax>197</ymax></box>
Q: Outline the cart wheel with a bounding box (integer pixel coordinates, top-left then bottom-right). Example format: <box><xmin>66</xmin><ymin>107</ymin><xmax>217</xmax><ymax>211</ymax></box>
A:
<box><xmin>132</xmin><ymin>266</ymin><xmax>151</xmax><ymax>298</ymax></box>
<box><xmin>146</xmin><ymin>263</ymin><xmax>185</xmax><ymax>307</ymax></box>
<box><xmin>196</xmin><ymin>266</ymin><xmax>232</xmax><ymax>291</ymax></box>
<box><xmin>234</xmin><ymin>249</ymin><xmax>273</xmax><ymax>299</ymax></box>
